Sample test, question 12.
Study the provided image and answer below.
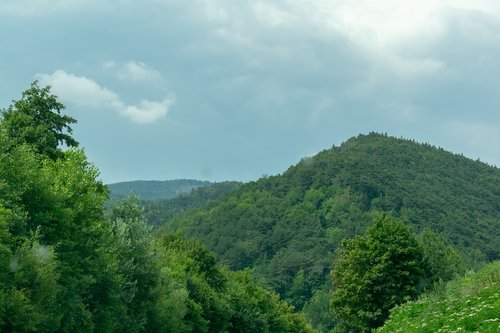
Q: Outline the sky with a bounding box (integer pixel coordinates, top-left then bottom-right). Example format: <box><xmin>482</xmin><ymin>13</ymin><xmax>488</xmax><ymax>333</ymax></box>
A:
<box><xmin>1</xmin><ymin>0</ymin><xmax>499</xmax><ymax>184</ymax></box>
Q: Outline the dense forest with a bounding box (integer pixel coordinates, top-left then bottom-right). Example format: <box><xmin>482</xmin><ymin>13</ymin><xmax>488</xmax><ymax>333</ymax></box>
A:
<box><xmin>1</xmin><ymin>83</ymin><xmax>499</xmax><ymax>332</ymax></box>
<box><xmin>0</xmin><ymin>83</ymin><xmax>314</xmax><ymax>332</ymax></box>
<box><xmin>162</xmin><ymin>131</ymin><xmax>500</xmax><ymax>331</ymax></box>
<box><xmin>138</xmin><ymin>181</ymin><xmax>241</xmax><ymax>228</ymax></box>
<box><xmin>107</xmin><ymin>179</ymin><xmax>213</xmax><ymax>201</ymax></box>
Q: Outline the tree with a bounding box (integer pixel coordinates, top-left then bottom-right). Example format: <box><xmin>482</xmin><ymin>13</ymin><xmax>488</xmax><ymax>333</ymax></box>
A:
<box><xmin>108</xmin><ymin>195</ymin><xmax>157</xmax><ymax>333</ymax></box>
<box><xmin>419</xmin><ymin>230</ymin><xmax>464</xmax><ymax>286</ymax></box>
<box><xmin>0</xmin><ymin>81</ymin><xmax>77</xmax><ymax>160</ymax></box>
<box><xmin>330</xmin><ymin>215</ymin><xmax>423</xmax><ymax>332</ymax></box>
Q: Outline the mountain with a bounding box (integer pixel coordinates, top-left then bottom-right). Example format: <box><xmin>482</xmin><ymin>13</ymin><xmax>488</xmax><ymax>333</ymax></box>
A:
<box><xmin>144</xmin><ymin>181</ymin><xmax>242</xmax><ymax>228</ymax></box>
<box><xmin>107</xmin><ymin>179</ymin><xmax>212</xmax><ymax>201</ymax></box>
<box><xmin>163</xmin><ymin>133</ymin><xmax>500</xmax><ymax>316</ymax></box>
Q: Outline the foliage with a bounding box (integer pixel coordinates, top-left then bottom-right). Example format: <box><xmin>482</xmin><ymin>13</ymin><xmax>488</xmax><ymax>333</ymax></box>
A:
<box><xmin>0</xmin><ymin>81</ymin><xmax>77</xmax><ymax>160</ymax></box>
<box><xmin>2</xmin><ymin>84</ymin><xmax>499</xmax><ymax>332</ymax></box>
<box><xmin>144</xmin><ymin>181</ymin><xmax>242</xmax><ymax>228</ymax></box>
<box><xmin>419</xmin><ymin>230</ymin><xmax>465</xmax><ymax>287</ymax></box>
<box><xmin>107</xmin><ymin>179</ymin><xmax>212</xmax><ymax>201</ymax></box>
<box><xmin>0</xmin><ymin>83</ymin><xmax>315</xmax><ymax>332</ymax></box>
<box><xmin>377</xmin><ymin>261</ymin><xmax>500</xmax><ymax>333</ymax></box>
<box><xmin>148</xmin><ymin>233</ymin><xmax>316</xmax><ymax>333</ymax></box>
<box><xmin>302</xmin><ymin>288</ymin><xmax>336</xmax><ymax>332</ymax></box>
<box><xmin>107</xmin><ymin>195</ymin><xmax>158</xmax><ymax>332</ymax></box>
<box><xmin>330</xmin><ymin>215</ymin><xmax>424</xmax><ymax>332</ymax></box>
<box><xmin>164</xmin><ymin>132</ymin><xmax>499</xmax><ymax>325</ymax></box>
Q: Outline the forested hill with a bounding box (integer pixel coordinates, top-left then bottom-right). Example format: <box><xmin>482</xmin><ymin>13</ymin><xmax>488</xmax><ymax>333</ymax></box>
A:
<box><xmin>107</xmin><ymin>179</ymin><xmax>211</xmax><ymax>200</ymax></box>
<box><xmin>144</xmin><ymin>181</ymin><xmax>242</xmax><ymax>227</ymax></box>
<box><xmin>167</xmin><ymin>133</ymin><xmax>500</xmax><ymax>313</ymax></box>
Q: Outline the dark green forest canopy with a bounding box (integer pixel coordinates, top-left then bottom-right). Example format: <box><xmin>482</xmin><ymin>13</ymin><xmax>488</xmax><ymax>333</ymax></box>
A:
<box><xmin>144</xmin><ymin>181</ymin><xmax>242</xmax><ymax>228</ymax></box>
<box><xmin>107</xmin><ymin>179</ymin><xmax>213</xmax><ymax>201</ymax></box>
<box><xmin>165</xmin><ymin>133</ymin><xmax>500</xmax><ymax>313</ymax></box>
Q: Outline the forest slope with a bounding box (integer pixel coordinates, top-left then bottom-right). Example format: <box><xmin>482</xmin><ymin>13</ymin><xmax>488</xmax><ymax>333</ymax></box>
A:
<box><xmin>107</xmin><ymin>179</ymin><xmax>211</xmax><ymax>200</ymax></box>
<box><xmin>166</xmin><ymin>133</ymin><xmax>500</xmax><ymax>311</ymax></box>
<box><xmin>144</xmin><ymin>181</ymin><xmax>242</xmax><ymax>227</ymax></box>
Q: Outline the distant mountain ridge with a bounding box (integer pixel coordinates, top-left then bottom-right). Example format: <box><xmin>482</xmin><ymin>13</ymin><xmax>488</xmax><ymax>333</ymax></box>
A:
<box><xmin>107</xmin><ymin>179</ymin><xmax>212</xmax><ymax>200</ymax></box>
<box><xmin>144</xmin><ymin>181</ymin><xmax>242</xmax><ymax>228</ymax></box>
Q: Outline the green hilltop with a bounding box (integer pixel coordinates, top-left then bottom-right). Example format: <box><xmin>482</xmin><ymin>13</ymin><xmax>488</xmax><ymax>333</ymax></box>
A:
<box><xmin>163</xmin><ymin>133</ymin><xmax>499</xmax><ymax>322</ymax></box>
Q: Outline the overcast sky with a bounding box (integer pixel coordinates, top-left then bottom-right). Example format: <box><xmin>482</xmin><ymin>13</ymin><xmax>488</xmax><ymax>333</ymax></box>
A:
<box><xmin>1</xmin><ymin>0</ymin><xmax>499</xmax><ymax>183</ymax></box>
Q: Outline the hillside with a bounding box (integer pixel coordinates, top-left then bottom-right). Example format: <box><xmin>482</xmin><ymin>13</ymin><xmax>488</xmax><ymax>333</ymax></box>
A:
<box><xmin>144</xmin><ymin>181</ymin><xmax>242</xmax><ymax>228</ymax></box>
<box><xmin>107</xmin><ymin>179</ymin><xmax>211</xmax><ymax>200</ymax></box>
<box><xmin>377</xmin><ymin>261</ymin><xmax>500</xmax><ymax>333</ymax></box>
<box><xmin>165</xmin><ymin>133</ymin><xmax>500</xmax><ymax>315</ymax></box>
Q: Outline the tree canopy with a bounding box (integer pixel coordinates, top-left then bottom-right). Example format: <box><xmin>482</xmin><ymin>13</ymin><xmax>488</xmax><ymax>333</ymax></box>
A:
<box><xmin>0</xmin><ymin>81</ymin><xmax>77</xmax><ymax>160</ymax></box>
<box><xmin>330</xmin><ymin>215</ymin><xmax>424</xmax><ymax>332</ymax></box>
<box><xmin>160</xmin><ymin>132</ymin><xmax>499</xmax><ymax>331</ymax></box>
<box><xmin>0</xmin><ymin>83</ymin><xmax>314</xmax><ymax>332</ymax></box>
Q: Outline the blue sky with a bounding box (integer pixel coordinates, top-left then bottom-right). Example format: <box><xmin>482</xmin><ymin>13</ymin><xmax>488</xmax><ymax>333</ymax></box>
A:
<box><xmin>1</xmin><ymin>0</ymin><xmax>499</xmax><ymax>183</ymax></box>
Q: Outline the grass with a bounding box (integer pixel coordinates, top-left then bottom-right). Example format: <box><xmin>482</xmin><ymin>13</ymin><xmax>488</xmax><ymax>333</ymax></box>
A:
<box><xmin>377</xmin><ymin>261</ymin><xmax>500</xmax><ymax>333</ymax></box>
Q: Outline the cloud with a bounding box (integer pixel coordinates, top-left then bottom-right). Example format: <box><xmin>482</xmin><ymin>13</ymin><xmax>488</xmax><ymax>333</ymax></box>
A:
<box><xmin>103</xmin><ymin>61</ymin><xmax>116</xmax><ymax>69</ymax></box>
<box><xmin>37</xmin><ymin>70</ymin><xmax>172</xmax><ymax>124</ymax></box>
<box><xmin>120</xmin><ymin>98</ymin><xmax>173</xmax><ymax>124</ymax></box>
<box><xmin>119</xmin><ymin>61</ymin><xmax>162</xmax><ymax>82</ymax></box>
<box><xmin>36</xmin><ymin>70</ymin><xmax>118</xmax><ymax>108</ymax></box>
<box><xmin>193</xmin><ymin>0</ymin><xmax>500</xmax><ymax>80</ymax></box>
<box><xmin>104</xmin><ymin>60</ymin><xmax>163</xmax><ymax>82</ymax></box>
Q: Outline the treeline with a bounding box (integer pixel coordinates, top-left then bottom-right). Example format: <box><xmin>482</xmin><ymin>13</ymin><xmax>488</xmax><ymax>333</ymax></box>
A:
<box><xmin>108</xmin><ymin>179</ymin><xmax>212</xmax><ymax>201</ymax></box>
<box><xmin>0</xmin><ymin>83</ymin><xmax>314</xmax><ymax>332</ymax></box>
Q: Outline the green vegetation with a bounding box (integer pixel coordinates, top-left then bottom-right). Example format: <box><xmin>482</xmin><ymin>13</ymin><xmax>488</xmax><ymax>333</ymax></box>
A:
<box><xmin>149</xmin><ymin>233</ymin><xmax>315</xmax><ymax>333</ymax></box>
<box><xmin>377</xmin><ymin>261</ymin><xmax>500</xmax><ymax>333</ymax></box>
<box><xmin>0</xmin><ymin>81</ymin><xmax>78</xmax><ymax>160</ymax></box>
<box><xmin>2</xmin><ymin>83</ymin><xmax>499</xmax><ymax>332</ymax></box>
<box><xmin>0</xmin><ymin>83</ymin><xmax>313</xmax><ymax>332</ymax></box>
<box><xmin>164</xmin><ymin>131</ymin><xmax>499</xmax><ymax>330</ymax></box>
<box><xmin>330</xmin><ymin>215</ymin><xmax>424</xmax><ymax>332</ymax></box>
<box><xmin>107</xmin><ymin>179</ymin><xmax>212</xmax><ymax>201</ymax></box>
<box><xmin>144</xmin><ymin>181</ymin><xmax>242</xmax><ymax>228</ymax></box>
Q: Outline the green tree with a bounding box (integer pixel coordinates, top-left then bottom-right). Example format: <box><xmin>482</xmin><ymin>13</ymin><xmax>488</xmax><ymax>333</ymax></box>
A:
<box><xmin>419</xmin><ymin>230</ymin><xmax>465</xmax><ymax>285</ymax></box>
<box><xmin>330</xmin><ymin>215</ymin><xmax>424</xmax><ymax>332</ymax></box>
<box><xmin>108</xmin><ymin>195</ymin><xmax>157</xmax><ymax>333</ymax></box>
<box><xmin>0</xmin><ymin>81</ymin><xmax>77</xmax><ymax>160</ymax></box>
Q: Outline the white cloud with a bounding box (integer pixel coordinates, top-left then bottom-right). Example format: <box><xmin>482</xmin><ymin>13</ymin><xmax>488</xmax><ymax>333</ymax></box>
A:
<box><xmin>37</xmin><ymin>70</ymin><xmax>118</xmax><ymax>108</ymax></box>
<box><xmin>120</xmin><ymin>61</ymin><xmax>162</xmax><ymax>82</ymax></box>
<box><xmin>194</xmin><ymin>0</ymin><xmax>500</xmax><ymax>80</ymax></box>
<box><xmin>119</xmin><ymin>98</ymin><xmax>173</xmax><ymax>124</ymax></box>
<box><xmin>104</xmin><ymin>60</ymin><xmax>163</xmax><ymax>82</ymax></box>
<box><xmin>37</xmin><ymin>70</ymin><xmax>172</xmax><ymax>124</ymax></box>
